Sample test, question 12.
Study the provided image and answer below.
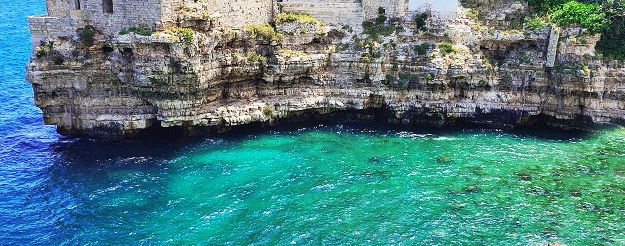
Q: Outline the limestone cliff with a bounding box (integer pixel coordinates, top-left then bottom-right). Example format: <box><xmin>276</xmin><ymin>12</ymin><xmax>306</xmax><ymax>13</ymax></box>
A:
<box><xmin>27</xmin><ymin>1</ymin><xmax>625</xmax><ymax>139</ymax></box>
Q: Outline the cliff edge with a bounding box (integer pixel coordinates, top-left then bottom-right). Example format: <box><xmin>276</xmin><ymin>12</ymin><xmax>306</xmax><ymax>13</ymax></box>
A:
<box><xmin>27</xmin><ymin>0</ymin><xmax>625</xmax><ymax>139</ymax></box>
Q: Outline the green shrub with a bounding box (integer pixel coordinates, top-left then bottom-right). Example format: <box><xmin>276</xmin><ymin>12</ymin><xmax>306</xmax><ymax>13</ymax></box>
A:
<box><xmin>461</xmin><ymin>2</ymin><xmax>480</xmax><ymax>8</ymax></box>
<box><xmin>363</xmin><ymin>25</ymin><xmax>397</xmax><ymax>43</ymax></box>
<box><xmin>526</xmin><ymin>0</ymin><xmax>569</xmax><ymax>13</ymax></box>
<box><xmin>595</xmin><ymin>0</ymin><xmax>625</xmax><ymax>61</ymax></box>
<box><xmin>245</xmin><ymin>51</ymin><xmax>267</xmax><ymax>65</ymax></box>
<box><xmin>466</xmin><ymin>9</ymin><xmax>481</xmax><ymax>20</ymax></box>
<box><xmin>275</xmin><ymin>13</ymin><xmax>319</xmax><ymax>25</ymax></box>
<box><xmin>342</xmin><ymin>25</ymin><xmax>354</xmax><ymax>33</ymax></box>
<box><xmin>278</xmin><ymin>49</ymin><xmax>312</xmax><ymax>60</ymax></box>
<box><xmin>35</xmin><ymin>44</ymin><xmax>50</xmax><ymax>57</ymax></box>
<box><xmin>246</xmin><ymin>23</ymin><xmax>283</xmax><ymax>43</ymax></box>
<box><xmin>359</xmin><ymin>7</ymin><xmax>403</xmax><ymax>43</ymax></box>
<box><xmin>597</xmin><ymin>17</ymin><xmax>625</xmax><ymax>61</ymax></box>
<box><xmin>438</xmin><ymin>42</ymin><xmax>454</xmax><ymax>54</ymax></box>
<box><xmin>524</xmin><ymin>16</ymin><xmax>546</xmax><ymax>31</ymax></box>
<box><xmin>414</xmin><ymin>13</ymin><xmax>428</xmax><ymax>31</ymax></box>
<box><xmin>178</xmin><ymin>29</ymin><xmax>194</xmax><ymax>44</ymax></box>
<box><xmin>376</xmin><ymin>7</ymin><xmax>387</xmax><ymax>25</ymax></box>
<box><xmin>500</xmin><ymin>74</ymin><xmax>513</xmax><ymax>87</ymax></box>
<box><xmin>579</xmin><ymin>37</ymin><xmax>588</xmax><ymax>45</ymax></box>
<box><xmin>398</xmin><ymin>72</ymin><xmax>419</xmax><ymax>87</ymax></box>
<box><xmin>164</xmin><ymin>28</ymin><xmax>194</xmax><ymax>44</ymax></box>
<box><xmin>414</xmin><ymin>43</ymin><xmax>430</xmax><ymax>55</ymax></box>
<box><xmin>262</xmin><ymin>106</ymin><xmax>274</xmax><ymax>117</ymax></box>
<box><xmin>385</xmin><ymin>74</ymin><xmax>396</xmax><ymax>83</ymax></box>
<box><xmin>78</xmin><ymin>25</ymin><xmax>95</xmax><ymax>46</ymax></box>
<box><xmin>119</xmin><ymin>27</ymin><xmax>153</xmax><ymax>36</ymax></box>
<box><xmin>550</xmin><ymin>1</ymin><xmax>608</xmax><ymax>34</ymax></box>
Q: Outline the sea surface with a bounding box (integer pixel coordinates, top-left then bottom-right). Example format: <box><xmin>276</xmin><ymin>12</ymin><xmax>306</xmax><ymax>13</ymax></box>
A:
<box><xmin>2</xmin><ymin>0</ymin><xmax>625</xmax><ymax>245</ymax></box>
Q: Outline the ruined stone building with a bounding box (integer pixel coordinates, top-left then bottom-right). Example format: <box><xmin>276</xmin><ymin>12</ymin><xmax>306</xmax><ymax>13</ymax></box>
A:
<box><xmin>30</xmin><ymin>0</ymin><xmax>275</xmax><ymax>45</ymax></box>
<box><xmin>29</xmin><ymin>0</ymin><xmax>416</xmax><ymax>46</ymax></box>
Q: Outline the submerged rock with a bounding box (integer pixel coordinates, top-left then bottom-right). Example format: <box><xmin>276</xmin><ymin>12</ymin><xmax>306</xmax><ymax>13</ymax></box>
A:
<box><xmin>436</xmin><ymin>156</ymin><xmax>454</xmax><ymax>164</ymax></box>
<box><xmin>462</xmin><ymin>184</ymin><xmax>481</xmax><ymax>193</ymax></box>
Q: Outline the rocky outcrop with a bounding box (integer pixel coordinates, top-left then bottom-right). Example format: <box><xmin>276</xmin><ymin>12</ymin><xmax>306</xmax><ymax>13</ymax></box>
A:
<box><xmin>27</xmin><ymin>2</ymin><xmax>625</xmax><ymax>139</ymax></box>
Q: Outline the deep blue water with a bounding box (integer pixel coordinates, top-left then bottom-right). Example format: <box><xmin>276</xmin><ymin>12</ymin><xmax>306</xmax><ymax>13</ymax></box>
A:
<box><xmin>0</xmin><ymin>0</ymin><xmax>60</xmax><ymax>243</ymax></box>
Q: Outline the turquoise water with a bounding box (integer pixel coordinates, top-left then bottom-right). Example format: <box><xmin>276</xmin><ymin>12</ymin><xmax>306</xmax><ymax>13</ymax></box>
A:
<box><xmin>2</xmin><ymin>0</ymin><xmax>625</xmax><ymax>245</ymax></box>
<box><xmin>11</xmin><ymin>125</ymin><xmax>625</xmax><ymax>245</ymax></box>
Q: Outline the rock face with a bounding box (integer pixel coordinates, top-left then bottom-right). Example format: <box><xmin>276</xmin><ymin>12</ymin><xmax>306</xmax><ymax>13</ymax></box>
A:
<box><xmin>27</xmin><ymin>1</ymin><xmax>625</xmax><ymax>139</ymax></box>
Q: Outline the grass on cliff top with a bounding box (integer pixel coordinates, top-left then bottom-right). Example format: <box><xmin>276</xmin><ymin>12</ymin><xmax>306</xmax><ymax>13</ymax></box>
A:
<box><xmin>164</xmin><ymin>28</ymin><xmax>194</xmax><ymax>44</ymax></box>
<box><xmin>275</xmin><ymin>13</ymin><xmax>320</xmax><ymax>25</ymax></box>
<box><xmin>119</xmin><ymin>27</ymin><xmax>153</xmax><ymax>36</ymax></box>
<box><xmin>438</xmin><ymin>42</ymin><xmax>454</xmax><ymax>54</ymax></box>
<box><xmin>246</xmin><ymin>23</ymin><xmax>283</xmax><ymax>43</ymax></box>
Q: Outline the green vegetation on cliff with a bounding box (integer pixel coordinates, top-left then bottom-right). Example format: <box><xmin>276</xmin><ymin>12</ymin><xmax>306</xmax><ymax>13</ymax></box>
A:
<box><xmin>525</xmin><ymin>0</ymin><xmax>607</xmax><ymax>34</ymax></box>
<box><xmin>550</xmin><ymin>1</ymin><xmax>608</xmax><ymax>34</ymax></box>
<box><xmin>275</xmin><ymin>13</ymin><xmax>319</xmax><ymax>25</ymax></box>
<box><xmin>119</xmin><ymin>27</ymin><xmax>153</xmax><ymax>36</ymax></box>
<box><xmin>596</xmin><ymin>0</ymin><xmax>625</xmax><ymax>61</ymax></box>
<box><xmin>523</xmin><ymin>0</ymin><xmax>625</xmax><ymax>60</ymax></box>
<box><xmin>245</xmin><ymin>51</ymin><xmax>267</xmax><ymax>66</ymax></box>
<box><xmin>246</xmin><ymin>23</ymin><xmax>283</xmax><ymax>43</ymax></box>
<box><xmin>361</xmin><ymin>7</ymin><xmax>402</xmax><ymax>43</ymax></box>
<box><xmin>77</xmin><ymin>25</ymin><xmax>95</xmax><ymax>46</ymax></box>
<box><xmin>164</xmin><ymin>28</ymin><xmax>194</xmax><ymax>44</ymax></box>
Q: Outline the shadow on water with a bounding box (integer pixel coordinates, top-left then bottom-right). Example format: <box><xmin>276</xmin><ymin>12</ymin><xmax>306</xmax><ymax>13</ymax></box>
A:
<box><xmin>46</xmin><ymin>115</ymin><xmax>603</xmax><ymax>173</ymax></box>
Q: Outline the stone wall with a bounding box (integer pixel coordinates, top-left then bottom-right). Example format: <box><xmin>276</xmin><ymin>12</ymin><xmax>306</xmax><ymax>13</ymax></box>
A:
<box><xmin>29</xmin><ymin>16</ymin><xmax>82</xmax><ymax>47</ymax></box>
<box><xmin>280</xmin><ymin>0</ymin><xmax>408</xmax><ymax>30</ymax></box>
<box><xmin>79</xmin><ymin>0</ymin><xmax>164</xmax><ymax>35</ymax></box>
<box><xmin>30</xmin><ymin>0</ymin><xmax>274</xmax><ymax>48</ymax></box>
<box><xmin>33</xmin><ymin>0</ymin><xmax>165</xmax><ymax>37</ymax></box>
<box><xmin>363</xmin><ymin>0</ymin><xmax>408</xmax><ymax>20</ymax></box>
<box><xmin>281</xmin><ymin>0</ymin><xmax>365</xmax><ymax>30</ymax></box>
<box><xmin>45</xmin><ymin>0</ymin><xmax>76</xmax><ymax>18</ymax></box>
<box><xmin>196</xmin><ymin>0</ymin><xmax>273</xmax><ymax>30</ymax></box>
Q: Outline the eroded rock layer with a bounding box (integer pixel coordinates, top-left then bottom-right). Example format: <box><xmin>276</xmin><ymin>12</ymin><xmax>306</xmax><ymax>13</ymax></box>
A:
<box><xmin>27</xmin><ymin>2</ymin><xmax>625</xmax><ymax>139</ymax></box>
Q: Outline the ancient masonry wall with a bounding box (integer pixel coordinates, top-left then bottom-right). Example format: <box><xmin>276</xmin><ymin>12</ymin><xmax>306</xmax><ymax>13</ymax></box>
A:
<box><xmin>197</xmin><ymin>0</ymin><xmax>273</xmax><ymax>30</ymax></box>
<box><xmin>280</xmin><ymin>0</ymin><xmax>365</xmax><ymax>30</ymax></box>
<box><xmin>30</xmin><ymin>0</ymin><xmax>273</xmax><ymax>47</ymax></box>
<box><xmin>428</xmin><ymin>11</ymin><xmax>457</xmax><ymax>30</ymax></box>
<box><xmin>363</xmin><ymin>0</ymin><xmax>408</xmax><ymax>20</ymax></box>
<box><xmin>30</xmin><ymin>0</ymin><xmax>165</xmax><ymax>46</ymax></box>
<box><xmin>81</xmin><ymin>0</ymin><xmax>164</xmax><ymax>35</ymax></box>
<box><xmin>29</xmin><ymin>17</ymin><xmax>82</xmax><ymax>47</ymax></box>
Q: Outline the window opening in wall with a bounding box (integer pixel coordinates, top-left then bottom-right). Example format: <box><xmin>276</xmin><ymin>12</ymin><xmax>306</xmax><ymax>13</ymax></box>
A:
<box><xmin>103</xmin><ymin>0</ymin><xmax>113</xmax><ymax>13</ymax></box>
<box><xmin>74</xmin><ymin>0</ymin><xmax>81</xmax><ymax>10</ymax></box>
